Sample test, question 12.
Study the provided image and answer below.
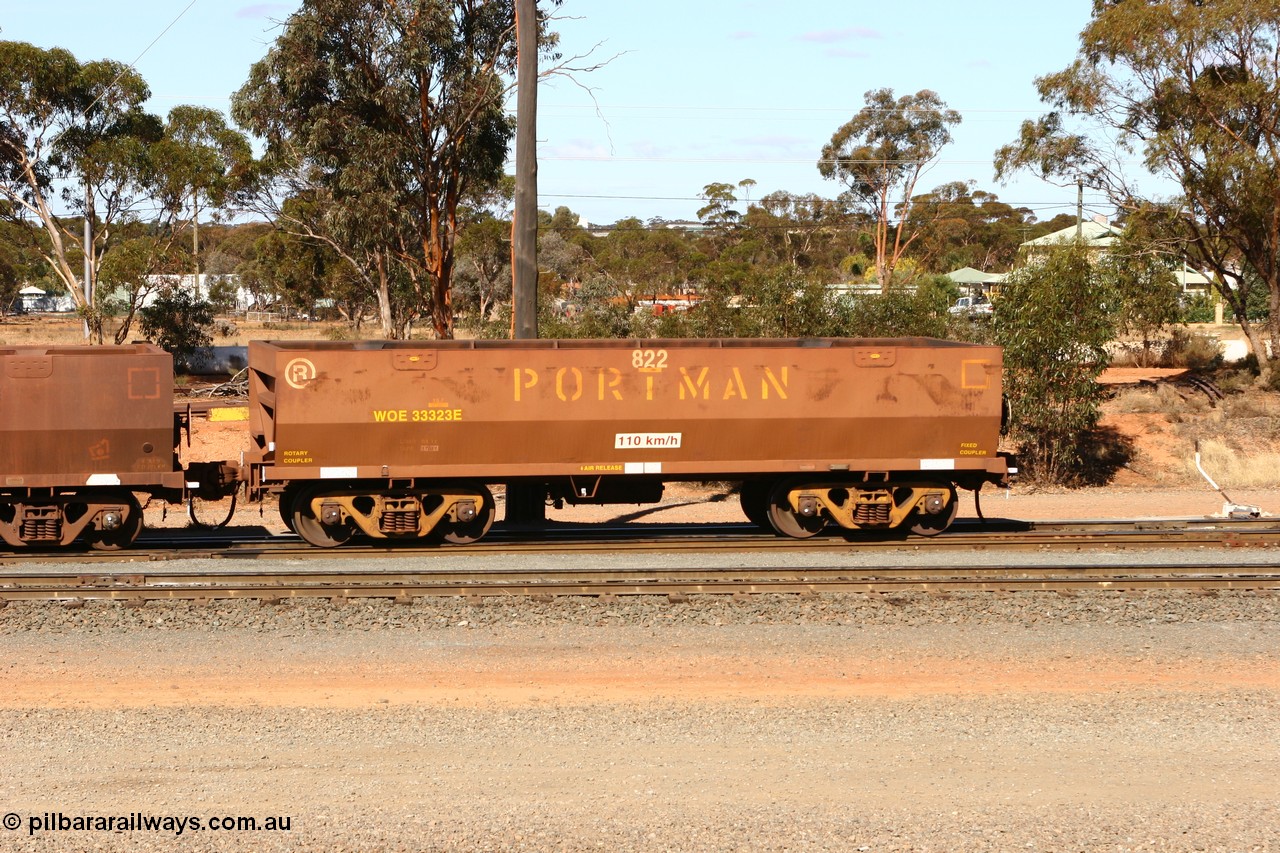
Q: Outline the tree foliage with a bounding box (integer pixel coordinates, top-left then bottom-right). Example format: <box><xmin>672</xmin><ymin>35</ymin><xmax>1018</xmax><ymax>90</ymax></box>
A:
<box><xmin>994</xmin><ymin>243</ymin><xmax>1119</xmax><ymax>485</ymax></box>
<box><xmin>236</xmin><ymin>210</ymin><xmax>374</xmax><ymax>326</ymax></box>
<box><xmin>903</xmin><ymin>181</ymin><xmax>1037</xmax><ymax>273</ymax></box>
<box><xmin>139</xmin><ymin>287</ymin><xmax>214</xmax><ymax>361</ymax></box>
<box><xmin>0</xmin><ymin>41</ymin><xmax>153</xmax><ymax>339</ymax></box>
<box><xmin>233</xmin><ymin>0</ymin><xmax>559</xmax><ymax>340</ymax></box>
<box><xmin>0</xmin><ymin>40</ymin><xmax>250</xmax><ymax>342</ymax></box>
<box><xmin>454</xmin><ymin>212</ymin><xmax>512</xmax><ymax>323</ymax></box>
<box><xmin>149</xmin><ymin>106</ymin><xmax>253</xmax><ymax>239</ymax></box>
<box><xmin>993</xmin><ymin>0</ymin><xmax>1280</xmax><ymax>381</ymax></box>
<box><xmin>0</xmin><ymin>219</ymin><xmax>44</xmax><ymax>313</ymax></box>
<box><xmin>1096</xmin><ymin>224</ymin><xmax>1184</xmax><ymax>366</ymax></box>
<box><xmin>819</xmin><ymin>88</ymin><xmax>961</xmax><ymax>290</ymax></box>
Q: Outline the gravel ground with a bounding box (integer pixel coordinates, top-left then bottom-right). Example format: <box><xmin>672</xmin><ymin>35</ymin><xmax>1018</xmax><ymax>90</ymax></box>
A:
<box><xmin>1</xmin><ymin>585</ymin><xmax>1278</xmax><ymax>852</ymax></box>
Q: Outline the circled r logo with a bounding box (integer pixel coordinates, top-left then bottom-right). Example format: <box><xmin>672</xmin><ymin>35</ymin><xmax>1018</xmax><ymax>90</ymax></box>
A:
<box><xmin>284</xmin><ymin>358</ymin><xmax>318</xmax><ymax>389</ymax></box>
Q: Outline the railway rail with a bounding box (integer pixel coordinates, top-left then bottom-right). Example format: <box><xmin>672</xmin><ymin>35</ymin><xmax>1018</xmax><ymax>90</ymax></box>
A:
<box><xmin>0</xmin><ymin>564</ymin><xmax>1277</xmax><ymax>604</ymax></box>
<box><xmin>1</xmin><ymin>516</ymin><xmax>1278</xmax><ymax>564</ymax></box>
<box><xmin>1</xmin><ymin>516</ymin><xmax>1277</xmax><ymax>603</ymax></box>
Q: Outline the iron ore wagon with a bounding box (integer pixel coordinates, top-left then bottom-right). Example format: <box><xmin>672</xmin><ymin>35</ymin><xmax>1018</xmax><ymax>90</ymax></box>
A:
<box><xmin>0</xmin><ymin>344</ymin><xmax>234</xmax><ymax>549</ymax></box>
<box><xmin>246</xmin><ymin>338</ymin><xmax>1013</xmax><ymax>547</ymax></box>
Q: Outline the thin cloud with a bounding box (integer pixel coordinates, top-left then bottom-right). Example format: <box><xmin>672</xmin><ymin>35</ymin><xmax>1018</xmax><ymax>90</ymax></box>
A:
<box><xmin>544</xmin><ymin>140</ymin><xmax>616</xmax><ymax>160</ymax></box>
<box><xmin>800</xmin><ymin>27</ymin><xmax>881</xmax><ymax>44</ymax></box>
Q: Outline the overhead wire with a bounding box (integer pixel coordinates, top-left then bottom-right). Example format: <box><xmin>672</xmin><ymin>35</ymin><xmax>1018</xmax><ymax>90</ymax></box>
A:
<box><xmin>80</xmin><ymin>0</ymin><xmax>199</xmax><ymax>119</ymax></box>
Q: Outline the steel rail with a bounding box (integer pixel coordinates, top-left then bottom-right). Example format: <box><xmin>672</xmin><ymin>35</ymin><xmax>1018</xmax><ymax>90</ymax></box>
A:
<box><xmin>2</xmin><ymin>561</ymin><xmax>1277</xmax><ymax>588</ymax></box>
<box><xmin>2</xmin><ymin>563</ymin><xmax>1278</xmax><ymax>602</ymax></box>
<box><xmin>1</xmin><ymin>518</ymin><xmax>1279</xmax><ymax>566</ymax></box>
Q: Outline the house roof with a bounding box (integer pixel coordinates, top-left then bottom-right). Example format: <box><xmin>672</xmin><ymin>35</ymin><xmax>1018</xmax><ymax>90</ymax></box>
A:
<box><xmin>19</xmin><ymin>285</ymin><xmax>46</xmax><ymax>295</ymax></box>
<box><xmin>1175</xmin><ymin>264</ymin><xmax>1213</xmax><ymax>287</ymax></box>
<box><xmin>946</xmin><ymin>266</ymin><xmax>1005</xmax><ymax>284</ymax></box>
<box><xmin>1021</xmin><ymin>219</ymin><xmax>1121</xmax><ymax>248</ymax></box>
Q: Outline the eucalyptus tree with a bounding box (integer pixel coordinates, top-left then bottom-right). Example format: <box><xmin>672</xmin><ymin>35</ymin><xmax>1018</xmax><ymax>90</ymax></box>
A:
<box><xmin>0</xmin><ymin>219</ymin><xmax>43</xmax><ymax>313</ymax></box>
<box><xmin>1097</xmin><ymin>233</ymin><xmax>1183</xmax><ymax>368</ymax></box>
<box><xmin>696</xmin><ymin>181</ymin><xmax>745</xmax><ymax>230</ymax></box>
<box><xmin>149</xmin><ymin>106</ymin><xmax>253</xmax><ymax>267</ymax></box>
<box><xmin>454</xmin><ymin>213</ymin><xmax>512</xmax><ymax>326</ymax></box>
<box><xmin>100</xmin><ymin>107</ymin><xmax>254</xmax><ymax>344</ymax></box>
<box><xmin>903</xmin><ymin>182</ymin><xmax>1035</xmax><ymax>274</ymax></box>
<box><xmin>994</xmin><ymin>0</ymin><xmax>1280</xmax><ymax>382</ymax></box>
<box><xmin>0</xmin><ymin>41</ymin><xmax>158</xmax><ymax>340</ymax></box>
<box><xmin>233</xmin><ymin>0</ymin><xmax>560</xmax><ymax>339</ymax></box>
<box><xmin>235</xmin><ymin>196</ymin><xmax>381</xmax><ymax>327</ymax></box>
<box><xmin>749</xmin><ymin>191</ymin><xmax>852</xmax><ymax>274</ymax></box>
<box><xmin>592</xmin><ymin>218</ymin><xmax>693</xmax><ymax>309</ymax></box>
<box><xmin>0</xmin><ymin>41</ymin><xmax>252</xmax><ymax>342</ymax></box>
<box><xmin>819</xmin><ymin>88</ymin><xmax>961</xmax><ymax>291</ymax></box>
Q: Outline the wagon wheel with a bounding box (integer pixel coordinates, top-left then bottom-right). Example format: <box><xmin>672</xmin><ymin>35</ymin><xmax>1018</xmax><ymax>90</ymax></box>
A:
<box><xmin>440</xmin><ymin>488</ymin><xmax>496</xmax><ymax>545</ymax></box>
<box><xmin>87</xmin><ymin>493</ymin><xmax>144</xmax><ymax>551</ymax></box>
<box><xmin>277</xmin><ymin>488</ymin><xmax>299</xmax><ymax>533</ymax></box>
<box><xmin>766</xmin><ymin>480</ymin><xmax>826</xmax><ymax>539</ymax></box>
<box><xmin>290</xmin><ymin>486</ymin><xmax>353</xmax><ymax>548</ymax></box>
<box><xmin>909</xmin><ymin>486</ymin><xmax>959</xmax><ymax>537</ymax></box>
<box><xmin>738</xmin><ymin>480</ymin><xmax>773</xmax><ymax>531</ymax></box>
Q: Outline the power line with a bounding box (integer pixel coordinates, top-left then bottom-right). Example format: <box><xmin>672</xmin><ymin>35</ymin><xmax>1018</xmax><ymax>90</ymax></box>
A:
<box><xmin>81</xmin><ymin>0</ymin><xmax>199</xmax><ymax>119</ymax></box>
<box><xmin>532</xmin><ymin>103</ymin><xmax>1047</xmax><ymax>116</ymax></box>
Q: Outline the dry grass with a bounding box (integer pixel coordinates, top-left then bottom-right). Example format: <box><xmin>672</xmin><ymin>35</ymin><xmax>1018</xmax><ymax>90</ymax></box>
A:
<box><xmin>1107</xmin><ymin>383</ymin><xmax>1213</xmax><ymax>417</ymax></box>
<box><xmin>1161</xmin><ymin>391</ymin><xmax>1280</xmax><ymax>488</ymax></box>
<box><xmin>1185</xmin><ymin>438</ymin><xmax>1280</xmax><ymax>489</ymax></box>
<box><xmin>0</xmin><ymin>315</ymin><xmax>347</xmax><ymax>347</ymax></box>
<box><xmin>1108</xmin><ymin>329</ymin><xmax>1224</xmax><ymax>370</ymax></box>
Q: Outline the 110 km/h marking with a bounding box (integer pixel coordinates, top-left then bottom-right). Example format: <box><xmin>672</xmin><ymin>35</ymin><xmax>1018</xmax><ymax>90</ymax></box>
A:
<box><xmin>615</xmin><ymin>432</ymin><xmax>683</xmax><ymax>450</ymax></box>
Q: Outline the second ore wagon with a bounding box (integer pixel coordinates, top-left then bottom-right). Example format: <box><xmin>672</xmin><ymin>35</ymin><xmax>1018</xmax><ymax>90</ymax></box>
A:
<box><xmin>245</xmin><ymin>337</ymin><xmax>1013</xmax><ymax>547</ymax></box>
<box><xmin>0</xmin><ymin>344</ymin><xmax>237</xmax><ymax>550</ymax></box>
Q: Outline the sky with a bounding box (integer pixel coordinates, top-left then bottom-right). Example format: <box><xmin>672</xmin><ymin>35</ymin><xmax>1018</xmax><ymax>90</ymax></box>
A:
<box><xmin>3</xmin><ymin>0</ymin><xmax>1117</xmax><ymax>228</ymax></box>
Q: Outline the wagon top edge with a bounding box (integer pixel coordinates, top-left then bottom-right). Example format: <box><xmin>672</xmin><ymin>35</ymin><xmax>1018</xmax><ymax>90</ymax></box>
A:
<box><xmin>0</xmin><ymin>343</ymin><xmax>168</xmax><ymax>358</ymax></box>
<box><xmin>249</xmin><ymin>336</ymin><xmax>996</xmax><ymax>354</ymax></box>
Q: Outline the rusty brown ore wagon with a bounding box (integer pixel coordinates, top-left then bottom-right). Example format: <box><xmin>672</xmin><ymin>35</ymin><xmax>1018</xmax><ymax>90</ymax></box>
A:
<box><xmin>247</xmin><ymin>338</ymin><xmax>1013</xmax><ymax>547</ymax></box>
<box><xmin>0</xmin><ymin>344</ymin><xmax>236</xmax><ymax>550</ymax></box>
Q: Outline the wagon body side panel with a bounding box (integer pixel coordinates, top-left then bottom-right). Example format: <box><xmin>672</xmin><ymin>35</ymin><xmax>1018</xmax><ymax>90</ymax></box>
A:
<box><xmin>0</xmin><ymin>344</ymin><xmax>182</xmax><ymax>489</ymax></box>
<box><xmin>248</xmin><ymin>338</ymin><xmax>1008</xmax><ymax>485</ymax></box>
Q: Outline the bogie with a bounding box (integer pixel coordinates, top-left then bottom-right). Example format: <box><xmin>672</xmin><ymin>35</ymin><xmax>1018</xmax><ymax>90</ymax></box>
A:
<box><xmin>281</xmin><ymin>482</ymin><xmax>496</xmax><ymax>547</ymax></box>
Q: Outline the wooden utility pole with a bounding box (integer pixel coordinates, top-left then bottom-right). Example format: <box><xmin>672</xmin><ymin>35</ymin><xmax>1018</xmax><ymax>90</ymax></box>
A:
<box><xmin>1076</xmin><ymin>179</ymin><xmax>1084</xmax><ymax>241</ymax></box>
<box><xmin>82</xmin><ymin>186</ymin><xmax>92</xmax><ymax>340</ymax></box>
<box><xmin>506</xmin><ymin>0</ymin><xmax>546</xmax><ymax>525</ymax></box>
<box><xmin>193</xmin><ymin>191</ymin><xmax>200</xmax><ymax>295</ymax></box>
<box><xmin>512</xmin><ymin>0</ymin><xmax>538</xmax><ymax>340</ymax></box>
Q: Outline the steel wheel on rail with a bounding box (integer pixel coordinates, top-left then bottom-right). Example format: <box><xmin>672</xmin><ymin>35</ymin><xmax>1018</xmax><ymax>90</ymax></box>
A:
<box><xmin>440</xmin><ymin>487</ymin><xmax>496</xmax><ymax>545</ymax></box>
<box><xmin>277</xmin><ymin>487</ymin><xmax>300</xmax><ymax>533</ymax></box>
<box><xmin>738</xmin><ymin>480</ymin><xmax>773</xmax><ymax>531</ymax></box>
<box><xmin>87</xmin><ymin>493</ymin><xmax>144</xmax><ymax>551</ymax></box>
<box><xmin>766</xmin><ymin>479</ymin><xmax>826</xmax><ymax>539</ymax></box>
<box><xmin>908</xmin><ymin>486</ymin><xmax>959</xmax><ymax>536</ymax></box>
<box><xmin>290</xmin><ymin>485</ymin><xmax>354</xmax><ymax>548</ymax></box>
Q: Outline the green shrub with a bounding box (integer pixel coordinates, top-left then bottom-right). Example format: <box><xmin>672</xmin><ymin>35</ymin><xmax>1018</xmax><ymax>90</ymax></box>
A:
<box><xmin>139</xmin><ymin>289</ymin><xmax>214</xmax><ymax>360</ymax></box>
<box><xmin>994</xmin><ymin>243</ymin><xmax>1117</xmax><ymax>485</ymax></box>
